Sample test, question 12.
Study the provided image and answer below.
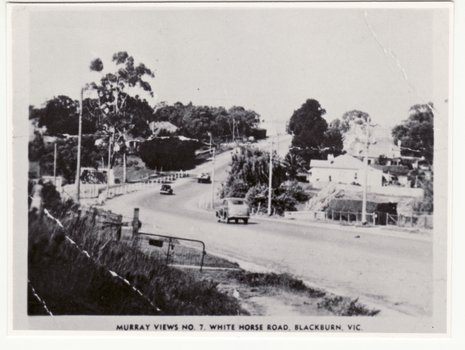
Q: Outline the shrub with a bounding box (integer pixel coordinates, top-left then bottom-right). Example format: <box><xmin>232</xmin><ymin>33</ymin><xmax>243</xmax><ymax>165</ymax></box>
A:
<box><xmin>219</xmin><ymin>179</ymin><xmax>250</xmax><ymax>199</ymax></box>
<box><xmin>245</xmin><ymin>182</ymin><xmax>309</xmax><ymax>215</ymax></box>
<box><xmin>139</xmin><ymin>137</ymin><xmax>201</xmax><ymax>171</ymax></box>
<box><xmin>317</xmin><ymin>296</ymin><xmax>380</xmax><ymax>316</ymax></box>
<box><xmin>41</xmin><ymin>182</ymin><xmax>78</xmax><ymax>218</ymax></box>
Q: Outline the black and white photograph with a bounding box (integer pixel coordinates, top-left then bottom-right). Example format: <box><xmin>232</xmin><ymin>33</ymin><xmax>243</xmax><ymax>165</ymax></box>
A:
<box><xmin>8</xmin><ymin>0</ymin><xmax>454</xmax><ymax>338</ymax></box>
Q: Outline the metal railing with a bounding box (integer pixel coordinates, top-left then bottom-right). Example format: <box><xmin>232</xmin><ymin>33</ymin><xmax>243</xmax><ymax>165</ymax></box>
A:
<box><xmin>327</xmin><ymin>210</ymin><xmax>376</xmax><ymax>225</ymax></box>
<box><xmin>136</xmin><ymin>232</ymin><xmax>207</xmax><ymax>272</ymax></box>
<box><xmin>62</xmin><ymin>172</ymin><xmax>190</xmax><ymax>199</ymax></box>
<box><xmin>386</xmin><ymin>213</ymin><xmax>433</xmax><ymax>229</ymax></box>
<box><xmin>284</xmin><ymin>210</ymin><xmax>376</xmax><ymax>225</ymax></box>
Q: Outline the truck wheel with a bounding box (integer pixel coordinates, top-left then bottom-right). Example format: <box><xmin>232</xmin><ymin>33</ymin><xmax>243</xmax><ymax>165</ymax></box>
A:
<box><xmin>243</xmin><ymin>219</ymin><xmax>248</xmax><ymax>224</ymax></box>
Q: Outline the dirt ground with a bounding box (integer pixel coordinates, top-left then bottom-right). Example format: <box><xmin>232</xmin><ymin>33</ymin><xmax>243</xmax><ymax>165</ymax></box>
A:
<box><xmin>192</xmin><ymin>269</ymin><xmax>374</xmax><ymax>317</ymax></box>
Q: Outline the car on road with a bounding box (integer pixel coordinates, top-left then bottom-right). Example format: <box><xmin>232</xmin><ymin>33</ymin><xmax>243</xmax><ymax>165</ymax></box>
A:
<box><xmin>216</xmin><ymin>198</ymin><xmax>250</xmax><ymax>224</ymax></box>
<box><xmin>197</xmin><ymin>173</ymin><xmax>211</xmax><ymax>183</ymax></box>
<box><xmin>160</xmin><ymin>184</ymin><xmax>173</xmax><ymax>195</ymax></box>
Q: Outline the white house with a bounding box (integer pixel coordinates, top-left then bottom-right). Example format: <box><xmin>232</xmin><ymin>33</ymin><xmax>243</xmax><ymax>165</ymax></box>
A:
<box><xmin>308</xmin><ymin>154</ymin><xmax>384</xmax><ymax>188</ymax></box>
<box><xmin>148</xmin><ymin>121</ymin><xmax>178</xmax><ymax>136</ymax></box>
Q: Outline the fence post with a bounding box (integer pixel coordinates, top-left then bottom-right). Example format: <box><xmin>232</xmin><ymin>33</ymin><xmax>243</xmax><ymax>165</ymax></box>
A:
<box><xmin>166</xmin><ymin>237</ymin><xmax>172</xmax><ymax>265</ymax></box>
<box><xmin>132</xmin><ymin>208</ymin><xmax>140</xmax><ymax>236</ymax></box>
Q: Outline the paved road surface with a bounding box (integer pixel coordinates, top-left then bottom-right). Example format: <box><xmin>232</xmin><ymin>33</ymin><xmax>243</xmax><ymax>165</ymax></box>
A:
<box><xmin>103</xmin><ymin>140</ymin><xmax>433</xmax><ymax>317</ymax></box>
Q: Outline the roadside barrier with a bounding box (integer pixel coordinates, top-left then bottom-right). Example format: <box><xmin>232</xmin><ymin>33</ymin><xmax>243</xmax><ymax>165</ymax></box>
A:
<box><xmin>136</xmin><ymin>231</ymin><xmax>207</xmax><ymax>272</ymax></box>
<box><xmin>386</xmin><ymin>213</ymin><xmax>433</xmax><ymax>229</ymax></box>
<box><xmin>284</xmin><ymin>210</ymin><xmax>376</xmax><ymax>225</ymax></box>
<box><xmin>62</xmin><ymin>172</ymin><xmax>190</xmax><ymax>200</ymax></box>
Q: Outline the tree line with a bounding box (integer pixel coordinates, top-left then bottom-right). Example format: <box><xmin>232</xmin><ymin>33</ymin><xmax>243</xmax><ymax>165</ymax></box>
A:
<box><xmin>29</xmin><ymin>51</ymin><xmax>262</xmax><ymax>181</ymax></box>
<box><xmin>286</xmin><ymin>98</ymin><xmax>434</xmax><ymax>164</ymax></box>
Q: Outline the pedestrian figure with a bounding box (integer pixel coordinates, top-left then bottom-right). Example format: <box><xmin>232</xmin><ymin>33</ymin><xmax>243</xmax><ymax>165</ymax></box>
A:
<box><xmin>29</xmin><ymin>179</ymin><xmax>44</xmax><ymax>214</ymax></box>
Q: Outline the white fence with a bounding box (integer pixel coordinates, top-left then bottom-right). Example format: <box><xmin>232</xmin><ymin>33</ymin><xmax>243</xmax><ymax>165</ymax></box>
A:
<box><xmin>62</xmin><ymin>172</ymin><xmax>189</xmax><ymax>200</ymax></box>
<box><xmin>285</xmin><ymin>210</ymin><xmax>376</xmax><ymax>225</ymax></box>
<box><xmin>310</xmin><ymin>183</ymin><xmax>424</xmax><ymax>198</ymax></box>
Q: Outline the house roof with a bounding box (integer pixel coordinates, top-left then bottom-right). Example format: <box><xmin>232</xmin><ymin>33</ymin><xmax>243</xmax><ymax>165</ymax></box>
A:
<box><xmin>149</xmin><ymin>121</ymin><xmax>178</xmax><ymax>135</ymax></box>
<box><xmin>309</xmin><ymin>154</ymin><xmax>382</xmax><ymax>172</ymax></box>
<box><xmin>310</xmin><ymin>154</ymin><xmax>364</xmax><ymax>170</ymax></box>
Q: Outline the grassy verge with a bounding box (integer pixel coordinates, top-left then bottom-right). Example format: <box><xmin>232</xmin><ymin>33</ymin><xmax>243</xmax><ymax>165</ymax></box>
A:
<box><xmin>28</xmin><ymin>212</ymin><xmax>246</xmax><ymax>316</ymax></box>
<box><xmin>227</xmin><ymin>271</ymin><xmax>380</xmax><ymax>316</ymax></box>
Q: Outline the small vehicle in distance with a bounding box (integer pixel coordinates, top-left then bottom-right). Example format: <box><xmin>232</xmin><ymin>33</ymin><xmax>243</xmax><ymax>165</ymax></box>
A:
<box><xmin>216</xmin><ymin>198</ymin><xmax>250</xmax><ymax>224</ymax></box>
<box><xmin>197</xmin><ymin>173</ymin><xmax>211</xmax><ymax>183</ymax></box>
<box><xmin>160</xmin><ymin>184</ymin><xmax>173</xmax><ymax>195</ymax></box>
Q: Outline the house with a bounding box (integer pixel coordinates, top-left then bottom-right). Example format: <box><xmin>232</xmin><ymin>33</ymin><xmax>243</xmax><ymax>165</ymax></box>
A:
<box><xmin>148</xmin><ymin>121</ymin><xmax>178</xmax><ymax>136</ymax></box>
<box><xmin>124</xmin><ymin>135</ymin><xmax>146</xmax><ymax>154</ymax></box>
<box><xmin>308</xmin><ymin>154</ymin><xmax>384</xmax><ymax>188</ymax></box>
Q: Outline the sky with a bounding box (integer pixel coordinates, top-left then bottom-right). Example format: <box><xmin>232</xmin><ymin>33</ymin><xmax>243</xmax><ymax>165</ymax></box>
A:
<box><xmin>27</xmin><ymin>3</ymin><xmax>450</xmax><ymax>134</ymax></box>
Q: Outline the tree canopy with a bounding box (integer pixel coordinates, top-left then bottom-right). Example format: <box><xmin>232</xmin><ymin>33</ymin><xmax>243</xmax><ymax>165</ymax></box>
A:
<box><xmin>219</xmin><ymin>146</ymin><xmax>286</xmax><ymax>199</ymax></box>
<box><xmin>29</xmin><ymin>133</ymin><xmax>103</xmax><ymax>183</ymax></box>
<box><xmin>287</xmin><ymin>99</ymin><xmax>344</xmax><ymax>161</ymax></box>
<box><xmin>392</xmin><ymin>103</ymin><xmax>434</xmax><ymax>163</ymax></box>
<box><xmin>152</xmin><ymin>102</ymin><xmax>261</xmax><ymax>141</ymax></box>
<box><xmin>138</xmin><ymin>137</ymin><xmax>200</xmax><ymax>171</ymax></box>
<box><xmin>34</xmin><ymin>95</ymin><xmax>98</xmax><ymax>136</ymax></box>
<box><xmin>288</xmin><ymin>99</ymin><xmax>328</xmax><ymax>150</ymax></box>
<box><xmin>87</xmin><ymin>51</ymin><xmax>156</xmax><ymax>169</ymax></box>
<box><xmin>340</xmin><ymin>110</ymin><xmax>371</xmax><ymax>134</ymax></box>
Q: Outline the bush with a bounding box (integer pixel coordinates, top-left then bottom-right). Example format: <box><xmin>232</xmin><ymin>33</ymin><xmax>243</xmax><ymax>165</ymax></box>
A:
<box><xmin>139</xmin><ymin>137</ymin><xmax>201</xmax><ymax>171</ymax></box>
<box><xmin>245</xmin><ymin>182</ymin><xmax>309</xmax><ymax>215</ymax></box>
<box><xmin>219</xmin><ymin>179</ymin><xmax>250</xmax><ymax>199</ymax></box>
<box><xmin>280</xmin><ymin>182</ymin><xmax>310</xmax><ymax>202</ymax></box>
<box><xmin>41</xmin><ymin>182</ymin><xmax>78</xmax><ymax>218</ymax></box>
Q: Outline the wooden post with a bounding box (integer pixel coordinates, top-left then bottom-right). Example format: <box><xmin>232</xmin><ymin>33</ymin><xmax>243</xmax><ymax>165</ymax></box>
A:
<box><xmin>53</xmin><ymin>143</ymin><xmax>57</xmax><ymax>186</ymax></box>
<box><xmin>132</xmin><ymin>208</ymin><xmax>140</xmax><ymax>235</ymax></box>
<box><xmin>211</xmin><ymin>148</ymin><xmax>216</xmax><ymax>209</ymax></box>
<box><xmin>123</xmin><ymin>152</ymin><xmax>127</xmax><ymax>183</ymax></box>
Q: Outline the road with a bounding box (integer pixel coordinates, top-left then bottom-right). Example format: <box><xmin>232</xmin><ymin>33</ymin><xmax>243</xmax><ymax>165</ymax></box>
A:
<box><xmin>103</xmin><ymin>138</ymin><xmax>433</xmax><ymax>317</ymax></box>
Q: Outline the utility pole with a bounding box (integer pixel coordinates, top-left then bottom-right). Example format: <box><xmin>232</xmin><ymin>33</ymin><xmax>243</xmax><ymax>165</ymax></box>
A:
<box><xmin>208</xmin><ymin>132</ymin><xmax>212</xmax><ymax>153</ymax></box>
<box><xmin>123</xmin><ymin>152</ymin><xmax>127</xmax><ymax>183</ymax></box>
<box><xmin>75</xmin><ymin>87</ymin><xmax>83</xmax><ymax>203</ymax></box>
<box><xmin>361</xmin><ymin>116</ymin><xmax>371</xmax><ymax>225</ymax></box>
<box><xmin>53</xmin><ymin>143</ymin><xmax>57</xmax><ymax>186</ymax></box>
<box><xmin>268</xmin><ymin>138</ymin><xmax>273</xmax><ymax>216</ymax></box>
<box><xmin>106</xmin><ymin>133</ymin><xmax>113</xmax><ymax>196</ymax></box>
<box><xmin>210</xmin><ymin>148</ymin><xmax>216</xmax><ymax>209</ymax></box>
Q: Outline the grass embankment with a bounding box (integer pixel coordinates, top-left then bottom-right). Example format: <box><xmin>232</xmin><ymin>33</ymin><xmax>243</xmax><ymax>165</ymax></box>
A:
<box><xmin>28</xmin><ymin>212</ymin><xmax>245</xmax><ymax>316</ymax></box>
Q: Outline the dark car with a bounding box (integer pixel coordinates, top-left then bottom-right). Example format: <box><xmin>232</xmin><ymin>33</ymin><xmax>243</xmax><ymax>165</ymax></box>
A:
<box><xmin>216</xmin><ymin>198</ymin><xmax>250</xmax><ymax>224</ymax></box>
<box><xmin>197</xmin><ymin>173</ymin><xmax>211</xmax><ymax>183</ymax></box>
<box><xmin>160</xmin><ymin>184</ymin><xmax>173</xmax><ymax>195</ymax></box>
